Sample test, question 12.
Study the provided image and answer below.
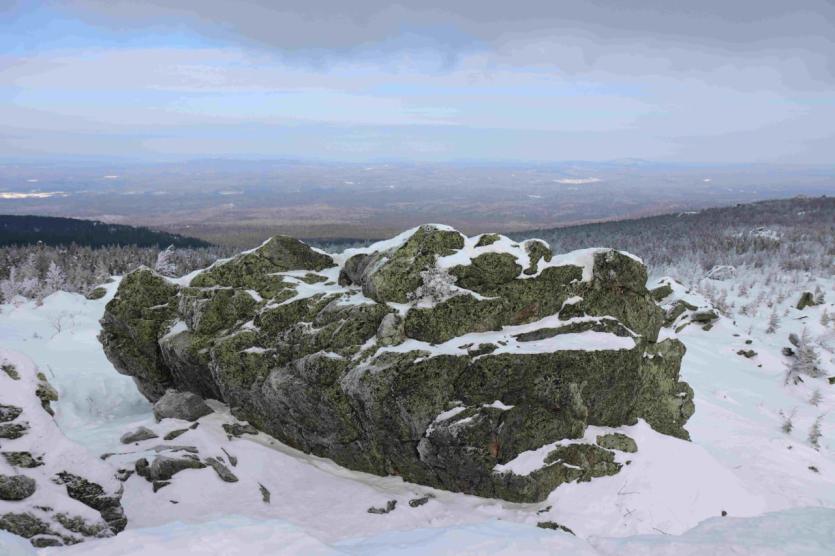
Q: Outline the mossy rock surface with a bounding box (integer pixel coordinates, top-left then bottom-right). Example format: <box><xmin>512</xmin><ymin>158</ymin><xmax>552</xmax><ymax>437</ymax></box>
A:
<box><xmin>100</xmin><ymin>224</ymin><xmax>693</xmax><ymax>503</ymax></box>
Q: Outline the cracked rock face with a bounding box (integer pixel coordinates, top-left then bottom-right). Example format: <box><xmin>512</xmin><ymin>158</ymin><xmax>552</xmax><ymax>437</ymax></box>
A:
<box><xmin>100</xmin><ymin>225</ymin><xmax>694</xmax><ymax>502</ymax></box>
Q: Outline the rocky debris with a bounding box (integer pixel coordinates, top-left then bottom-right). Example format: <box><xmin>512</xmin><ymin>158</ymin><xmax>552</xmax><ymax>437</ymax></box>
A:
<box><xmin>649</xmin><ymin>283</ymin><xmax>673</xmax><ymax>301</ymax></box>
<box><xmin>205</xmin><ymin>457</ymin><xmax>238</xmax><ymax>482</ymax></box>
<box><xmin>120</xmin><ymin>426</ymin><xmax>158</xmax><ymax>444</ymax></box>
<box><xmin>664</xmin><ymin>300</ymin><xmax>697</xmax><ymax>326</ymax></box>
<box><xmin>796</xmin><ymin>291</ymin><xmax>820</xmax><ymax>310</ymax></box>
<box><xmin>163</xmin><ymin>428</ymin><xmax>188</xmax><ymax>441</ymax></box>
<box><xmin>782</xmin><ymin>347</ymin><xmax>795</xmax><ymax>357</ymax></box>
<box><xmin>53</xmin><ymin>472</ymin><xmax>127</xmax><ymax>534</ymax></box>
<box><xmin>596</xmin><ymin>433</ymin><xmax>638</xmax><ymax>453</ymax></box>
<box><xmin>737</xmin><ymin>349</ymin><xmax>757</xmax><ymax>359</ymax></box>
<box><xmin>706</xmin><ymin>265</ymin><xmax>736</xmax><ymax>281</ymax></box>
<box><xmin>258</xmin><ymin>483</ymin><xmax>271</xmax><ymax>504</ymax></box>
<box><xmin>85</xmin><ymin>287</ymin><xmax>108</xmax><ymax>300</ymax></box>
<box><xmin>788</xmin><ymin>333</ymin><xmax>800</xmax><ymax>347</ymax></box>
<box><xmin>537</xmin><ymin>521</ymin><xmax>575</xmax><ymax>535</ymax></box>
<box><xmin>152</xmin><ymin>481</ymin><xmax>170</xmax><ymax>493</ymax></box>
<box><xmin>367</xmin><ymin>500</ymin><xmax>397</xmax><ymax>514</ymax></box>
<box><xmin>100</xmin><ymin>225</ymin><xmax>694</xmax><ymax>503</ymax></box>
<box><xmin>221</xmin><ymin>447</ymin><xmax>237</xmax><ymax>467</ymax></box>
<box><xmin>34</xmin><ymin>375</ymin><xmax>58</xmax><ymax>416</ymax></box>
<box><xmin>135</xmin><ymin>455</ymin><xmax>207</xmax><ymax>482</ymax></box>
<box><xmin>2</xmin><ymin>452</ymin><xmax>43</xmax><ymax>468</ymax></box>
<box><xmin>0</xmin><ymin>422</ymin><xmax>30</xmax><ymax>440</ymax></box>
<box><xmin>691</xmin><ymin>310</ymin><xmax>719</xmax><ymax>323</ymax></box>
<box><xmin>153</xmin><ymin>390</ymin><xmax>213</xmax><ymax>422</ymax></box>
<box><xmin>0</xmin><ymin>474</ymin><xmax>37</xmax><ymax>501</ymax></box>
<box><xmin>0</xmin><ymin>403</ymin><xmax>23</xmax><ymax>422</ymax></box>
<box><xmin>223</xmin><ymin>422</ymin><xmax>258</xmax><ymax>438</ymax></box>
<box><xmin>0</xmin><ymin>351</ymin><xmax>126</xmax><ymax>547</ymax></box>
<box><xmin>1</xmin><ymin>362</ymin><xmax>20</xmax><ymax>380</ymax></box>
<box><xmin>408</xmin><ymin>495</ymin><xmax>433</xmax><ymax>507</ymax></box>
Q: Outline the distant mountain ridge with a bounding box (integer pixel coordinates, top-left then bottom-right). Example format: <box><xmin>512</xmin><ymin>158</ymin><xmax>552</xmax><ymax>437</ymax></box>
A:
<box><xmin>0</xmin><ymin>215</ymin><xmax>211</xmax><ymax>248</ymax></box>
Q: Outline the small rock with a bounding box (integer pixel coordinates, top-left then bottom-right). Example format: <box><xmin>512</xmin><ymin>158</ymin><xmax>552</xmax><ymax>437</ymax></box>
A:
<box><xmin>152</xmin><ymin>481</ymin><xmax>170</xmax><ymax>493</ymax></box>
<box><xmin>0</xmin><ymin>474</ymin><xmax>37</xmax><ymax>501</ymax></box>
<box><xmin>828</xmin><ymin>377</ymin><xmax>835</xmax><ymax>385</ymax></box>
<box><xmin>744</xmin><ymin>339</ymin><xmax>752</xmax><ymax>345</ymax></box>
<box><xmin>151</xmin><ymin>445</ymin><xmax>199</xmax><ymax>454</ymax></box>
<box><xmin>0</xmin><ymin>422</ymin><xmax>28</xmax><ymax>439</ymax></box>
<box><xmin>148</xmin><ymin>456</ymin><xmax>207</xmax><ymax>481</ymax></box>
<box><xmin>782</xmin><ymin>347</ymin><xmax>795</xmax><ymax>357</ymax></box>
<box><xmin>788</xmin><ymin>333</ymin><xmax>800</xmax><ymax>347</ymax></box>
<box><xmin>221</xmin><ymin>447</ymin><xmax>238</xmax><ymax>467</ymax></box>
<box><xmin>721</xmin><ymin>510</ymin><xmax>727</xmax><ymax>517</ymax></box>
<box><xmin>205</xmin><ymin>457</ymin><xmax>239</xmax><ymax>483</ymax></box>
<box><xmin>809</xmin><ymin>466</ymin><xmax>820</xmax><ymax>473</ymax></box>
<box><xmin>408</xmin><ymin>496</ymin><xmax>431</xmax><ymax>507</ymax></box>
<box><xmin>259</xmin><ymin>483</ymin><xmax>271</xmax><ymax>504</ymax></box>
<box><xmin>223</xmin><ymin>422</ymin><xmax>258</xmax><ymax>438</ymax></box>
<box><xmin>153</xmin><ymin>390</ymin><xmax>213</xmax><ymax>422</ymax></box>
<box><xmin>536</xmin><ymin>505</ymin><xmax>552</xmax><ymax>515</ymax></box>
<box><xmin>85</xmin><ymin>287</ymin><xmax>108</xmax><ymax>300</ymax></box>
<box><xmin>368</xmin><ymin>500</ymin><xmax>397</xmax><ymax>514</ymax></box>
<box><xmin>691</xmin><ymin>310</ymin><xmax>718</xmax><ymax>323</ymax></box>
<box><xmin>596</xmin><ymin>433</ymin><xmax>638</xmax><ymax>453</ymax></box>
<box><xmin>116</xmin><ymin>469</ymin><xmax>134</xmax><ymax>482</ymax></box>
<box><xmin>796</xmin><ymin>291</ymin><xmax>819</xmax><ymax>310</ymax></box>
<box><xmin>536</xmin><ymin>521</ymin><xmax>575</xmax><ymax>535</ymax></box>
<box><xmin>0</xmin><ymin>404</ymin><xmax>23</xmax><ymax>422</ymax></box>
<box><xmin>1</xmin><ymin>363</ymin><xmax>20</xmax><ymax>380</ymax></box>
<box><xmin>120</xmin><ymin>426</ymin><xmax>159</xmax><ymax>444</ymax></box>
<box><xmin>163</xmin><ymin>428</ymin><xmax>188</xmax><ymax>441</ymax></box>
<box><xmin>736</xmin><ymin>349</ymin><xmax>757</xmax><ymax>359</ymax></box>
<box><xmin>2</xmin><ymin>451</ymin><xmax>43</xmax><ymax>468</ymax></box>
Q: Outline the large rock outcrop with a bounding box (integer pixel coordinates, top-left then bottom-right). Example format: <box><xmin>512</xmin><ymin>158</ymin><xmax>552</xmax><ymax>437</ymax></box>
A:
<box><xmin>100</xmin><ymin>225</ymin><xmax>694</xmax><ymax>502</ymax></box>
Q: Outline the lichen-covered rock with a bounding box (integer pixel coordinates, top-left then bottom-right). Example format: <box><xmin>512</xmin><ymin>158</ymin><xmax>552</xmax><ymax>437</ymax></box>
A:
<box><xmin>0</xmin><ymin>475</ymin><xmax>37</xmax><ymax>501</ymax></box>
<box><xmin>100</xmin><ymin>224</ymin><xmax>693</xmax><ymax>502</ymax></box>
<box><xmin>596</xmin><ymin>433</ymin><xmax>638</xmax><ymax>453</ymax></box>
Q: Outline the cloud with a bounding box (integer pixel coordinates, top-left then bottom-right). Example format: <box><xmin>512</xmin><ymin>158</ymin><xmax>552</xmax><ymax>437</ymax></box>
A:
<box><xmin>1</xmin><ymin>1</ymin><xmax>833</xmax><ymax>162</ymax></box>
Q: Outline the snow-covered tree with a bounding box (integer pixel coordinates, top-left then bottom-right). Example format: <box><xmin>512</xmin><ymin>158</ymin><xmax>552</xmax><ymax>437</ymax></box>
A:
<box><xmin>809</xmin><ymin>415</ymin><xmax>823</xmax><ymax>450</ymax></box>
<box><xmin>766</xmin><ymin>310</ymin><xmax>780</xmax><ymax>334</ymax></box>
<box><xmin>154</xmin><ymin>245</ymin><xmax>178</xmax><ymax>277</ymax></box>
<box><xmin>821</xmin><ymin>309</ymin><xmax>831</xmax><ymax>327</ymax></box>
<box><xmin>786</xmin><ymin>328</ymin><xmax>823</xmax><ymax>383</ymax></box>
<box><xmin>813</xmin><ymin>285</ymin><xmax>825</xmax><ymax>305</ymax></box>
<box><xmin>43</xmin><ymin>261</ymin><xmax>67</xmax><ymax>295</ymax></box>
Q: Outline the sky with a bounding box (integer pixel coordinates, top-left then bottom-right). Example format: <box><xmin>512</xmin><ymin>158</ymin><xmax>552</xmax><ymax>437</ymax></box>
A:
<box><xmin>1</xmin><ymin>0</ymin><xmax>834</xmax><ymax>164</ymax></box>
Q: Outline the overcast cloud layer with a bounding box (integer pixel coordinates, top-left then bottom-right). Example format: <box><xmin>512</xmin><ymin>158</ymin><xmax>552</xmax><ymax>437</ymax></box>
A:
<box><xmin>1</xmin><ymin>0</ymin><xmax>833</xmax><ymax>163</ymax></box>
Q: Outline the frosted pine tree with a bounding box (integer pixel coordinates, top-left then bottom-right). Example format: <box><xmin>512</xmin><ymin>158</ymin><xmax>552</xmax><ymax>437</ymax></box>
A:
<box><xmin>766</xmin><ymin>310</ymin><xmax>780</xmax><ymax>334</ymax></box>
<box><xmin>154</xmin><ymin>245</ymin><xmax>178</xmax><ymax>277</ymax></box>
<box><xmin>43</xmin><ymin>261</ymin><xmax>67</xmax><ymax>294</ymax></box>
<box><xmin>786</xmin><ymin>328</ymin><xmax>822</xmax><ymax>383</ymax></box>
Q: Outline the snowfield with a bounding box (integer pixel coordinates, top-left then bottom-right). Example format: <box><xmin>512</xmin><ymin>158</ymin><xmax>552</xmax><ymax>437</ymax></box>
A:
<box><xmin>0</xmin><ymin>269</ymin><xmax>833</xmax><ymax>555</ymax></box>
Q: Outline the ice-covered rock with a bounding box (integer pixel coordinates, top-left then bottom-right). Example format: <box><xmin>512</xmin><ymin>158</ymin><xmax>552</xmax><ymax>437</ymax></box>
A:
<box><xmin>100</xmin><ymin>225</ymin><xmax>694</xmax><ymax>502</ymax></box>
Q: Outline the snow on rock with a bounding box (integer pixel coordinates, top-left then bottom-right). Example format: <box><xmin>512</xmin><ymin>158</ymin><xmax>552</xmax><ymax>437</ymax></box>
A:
<box><xmin>0</xmin><ymin>349</ymin><xmax>126</xmax><ymax>547</ymax></box>
<box><xmin>99</xmin><ymin>225</ymin><xmax>692</xmax><ymax>503</ymax></box>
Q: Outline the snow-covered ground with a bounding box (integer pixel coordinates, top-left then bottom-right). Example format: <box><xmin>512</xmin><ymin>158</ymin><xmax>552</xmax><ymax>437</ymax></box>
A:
<box><xmin>1</xmin><ymin>270</ymin><xmax>833</xmax><ymax>555</ymax></box>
